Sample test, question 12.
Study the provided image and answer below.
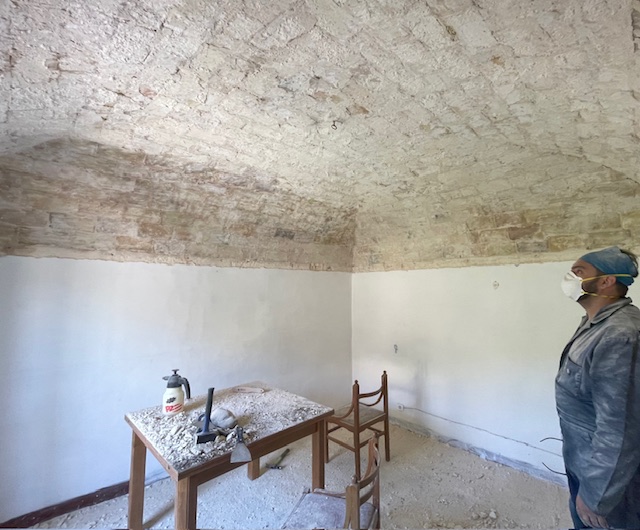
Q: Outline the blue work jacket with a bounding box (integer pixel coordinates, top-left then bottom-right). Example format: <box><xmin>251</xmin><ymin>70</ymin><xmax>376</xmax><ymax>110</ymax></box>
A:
<box><xmin>555</xmin><ymin>297</ymin><xmax>640</xmax><ymax>521</ymax></box>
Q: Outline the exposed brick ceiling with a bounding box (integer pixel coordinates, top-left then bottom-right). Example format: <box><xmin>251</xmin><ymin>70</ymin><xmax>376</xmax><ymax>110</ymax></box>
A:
<box><xmin>1</xmin><ymin>0</ymin><xmax>639</xmax><ymax>271</ymax></box>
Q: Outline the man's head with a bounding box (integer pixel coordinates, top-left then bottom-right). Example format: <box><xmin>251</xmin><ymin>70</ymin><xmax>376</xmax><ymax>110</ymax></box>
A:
<box><xmin>578</xmin><ymin>246</ymin><xmax>638</xmax><ymax>297</ymax></box>
<box><xmin>564</xmin><ymin>247</ymin><xmax>639</xmax><ymax>303</ymax></box>
<box><xmin>561</xmin><ymin>247</ymin><xmax>637</xmax><ymax>304</ymax></box>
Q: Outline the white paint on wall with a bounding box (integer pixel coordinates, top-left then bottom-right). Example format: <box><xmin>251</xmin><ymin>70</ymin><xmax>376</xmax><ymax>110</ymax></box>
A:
<box><xmin>3</xmin><ymin>255</ymin><xmax>639</xmax><ymax>521</ymax></box>
<box><xmin>0</xmin><ymin>256</ymin><xmax>352</xmax><ymax>521</ymax></box>
<box><xmin>352</xmin><ymin>261</ymin><xmax>639</xmax><ymax>481</ymax></box>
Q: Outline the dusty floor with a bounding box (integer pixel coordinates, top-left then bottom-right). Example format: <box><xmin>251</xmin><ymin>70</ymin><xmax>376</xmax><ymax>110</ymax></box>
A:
<box><xmin>33</xmin><ymin>424</ymin><xmax>573</xmax><ymax>529</ymax></box>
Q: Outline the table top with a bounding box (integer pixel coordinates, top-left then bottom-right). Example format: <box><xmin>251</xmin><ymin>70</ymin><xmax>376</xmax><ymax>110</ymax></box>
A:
<box><xmin>125</xmin><ymin>382</ymin><xmax>333</xmax><ymax>475</ymax></box>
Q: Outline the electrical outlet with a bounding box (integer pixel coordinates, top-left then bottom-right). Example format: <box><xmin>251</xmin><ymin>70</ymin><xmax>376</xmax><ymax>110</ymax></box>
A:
<box><xmin>397</xmin><ymin>403</ymin><xmax>405</xmax><ymax>410</ymax></box>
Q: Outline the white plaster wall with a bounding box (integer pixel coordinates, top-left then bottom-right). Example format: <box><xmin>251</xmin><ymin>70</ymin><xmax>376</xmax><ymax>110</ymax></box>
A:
<box><xmin>4</xmin><ymin>256</ymin><xmax>639</xmax><ymax>521</ymax></box>
<box><xmin>0</xmin><ymin>256</ymin><xmax>352</xmax><ymax>521</ymax></box>
<box><xmin>352</xmin><ymin>261</ymin><xmax>640</xmax><ymax>482</ymax></box>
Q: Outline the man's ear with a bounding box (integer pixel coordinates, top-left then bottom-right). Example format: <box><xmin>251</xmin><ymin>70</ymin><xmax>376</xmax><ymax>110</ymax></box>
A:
<box><xmin>601</xmin><ymin>275</ymin><xmax>618</xmax><ymax>289</ymax></box>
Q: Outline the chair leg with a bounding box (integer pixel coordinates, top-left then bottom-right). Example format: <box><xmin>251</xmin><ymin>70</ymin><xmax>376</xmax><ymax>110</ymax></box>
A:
<box><xmin>384</xmin><ymin>418</ymin><xmax>391</xmax><ymax>462</ymax></box>
<box><xmin>354</xmin><ymin>428</ymin><xmax>361</xmax><ymax>480</ymax></box>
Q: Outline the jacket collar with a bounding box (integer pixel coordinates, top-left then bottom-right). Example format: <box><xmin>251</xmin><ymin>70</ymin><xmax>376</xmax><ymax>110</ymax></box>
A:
<box><xmin>585</xmin><ymin>297</ymin><xmax>633</xmax><ymax>326</ymax></box>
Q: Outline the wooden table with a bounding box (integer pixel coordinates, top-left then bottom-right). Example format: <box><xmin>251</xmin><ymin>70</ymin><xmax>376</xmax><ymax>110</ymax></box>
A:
<box><xmin>125</xmin><ymin>383</ymin><xmax>334</xmax><ymax>530</ymax></box>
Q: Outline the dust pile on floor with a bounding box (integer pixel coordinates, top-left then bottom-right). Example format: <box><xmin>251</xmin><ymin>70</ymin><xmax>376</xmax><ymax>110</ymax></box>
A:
<box><xmin>34</xmin><ymin>424</ymin><xmax>573</xmax><ymax>529</ymax></box>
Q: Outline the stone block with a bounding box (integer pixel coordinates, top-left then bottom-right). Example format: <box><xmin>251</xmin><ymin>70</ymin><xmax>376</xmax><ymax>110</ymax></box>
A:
<box><xmin>495</xmin><ymin>212</ymin><xmax>524</xmax><ymax>228</ymax></box>
<box><xmin>161</xmin><ymin>211</ymin><xmax>197</xmax><ymax>228</ymax></box>
<box><xmin>154</xmin><ymin>240</ymin><xmax>186</xmax><ymax>256</ymax></box>
<box><xmin>441</xmin><ymin>241</ymin><xmax>473</xmax><ymax>260</ymax></box>
<box><xmin>138</xmin><ymin>221</ymin><xmax>170</xmax><ymax>238</ymax></box>
<box><xmin>508</xmin><ymin>224</ymin><xmax>540</xmax><ymax>240</ymax></box>
<box><xmin>95</xmin><ymin>218</ymin><xmax>137</xmax><ymax>237</ymax></box>
<box><xmin>522</xmin><ymin>206</ymin><xmax>568</xmax><ymax>225</ymax></box>
<box><xmin>251</xmin><ymin>10</ymin><xmax>317</xmax><ymax>51</ymax></box>
<box><xmin>516</xmin><ymin>240</ymin><xmax>548</xmax><ymax>253</ymax></box>
<box><xmin>470</xmin><ymin>228</ymin><xmax>516</xmax><ymax>257</ymax></box>
<box><xmin>48</xmin><ymin>212</ymin><xmax>74</xmax><ymax>232</ymax></box>
<box><xmin>547</xmin><ymin>235</ymin><xmax>587</xmax><ymax>253</ymax></box>
<box><xmin>123</xmin><ymin>207</ymin><xmax>162</xmax><ymax>225</ymax></box>
<box><xmin>590</xmin><ymin>181</ymin><xmax>640</xmax><ymax>198</ymax></box>
<box><xmin>18</xmin><ymin>225</ymin><xmax>99</xmax><ymax>251</ymax></box>
<box><xmin>0</xmin><ymin>223</ymin><xmax>18</xmax><ymax>247</ymax></box>
<box><xmin>590</xmin><ymin>213</ymin><xmax>622</xmax><ymax>231</ymax></box>
<box><xmin>466</xmin><ymin>214</ymin><xmax>495</xmax><ymax>232</ymax></box>
<box><xmin>587</xmin><ymin>230</ymin><xmax>633</xmax><ymax>249</ymax></box>
<box><xmin>28</xmin><ymin>192</ymin><xmax>81</xmax><ymax>215</ymax></box>
<box><xmin>621</xmin><ymin>210</ymin><xmax>640</xmax><ymax>231</ymax></box>
<box><xmin>0</xmin><ymin>209</ymin><xmax>49</xmax><ymax>227</ymax></box>
<box><xmin>115</xmin><ymin>236</ymin><xmax>154</xmax><ymax>253</ymax></box>
<box><xmin>448</xmin><ymin>9</ymin><xmax>497</xmax><ymax>48</ymax></box>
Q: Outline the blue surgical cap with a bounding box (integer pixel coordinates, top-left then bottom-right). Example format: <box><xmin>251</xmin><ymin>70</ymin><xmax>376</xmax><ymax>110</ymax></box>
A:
<box><xmin>580</xmin><ymin>246</ymin><xmax>638</xmax><ymax>286</ymax></box>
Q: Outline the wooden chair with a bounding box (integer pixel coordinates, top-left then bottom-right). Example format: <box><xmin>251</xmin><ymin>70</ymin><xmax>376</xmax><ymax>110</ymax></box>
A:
<box><xmin>281</xmin><ymin>437</ymin><xmax>381</xmax><ymax>530</ymax></box>
<box><xmin>325</xmin><ymin>371</ymin><xmax>390</xmax><ymax>480</ymax></box>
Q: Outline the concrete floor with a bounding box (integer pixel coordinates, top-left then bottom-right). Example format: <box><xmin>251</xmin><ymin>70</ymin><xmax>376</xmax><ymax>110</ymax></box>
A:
<box><xmin>33</xmin><ymin>424</ymin><xmax>573</xmax><ymax>529</ymax></box>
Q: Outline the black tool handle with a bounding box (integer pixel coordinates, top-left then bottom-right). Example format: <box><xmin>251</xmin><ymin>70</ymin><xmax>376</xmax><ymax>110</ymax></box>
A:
<box><xmin>202</xmin><ymin>387</ymin><xmax>214</xmax><ymax>433</ymax></box>
<box><xmin>276</xmin><ymin>448</ymin><xmax>290</xmax><ymax>465</ymax></box>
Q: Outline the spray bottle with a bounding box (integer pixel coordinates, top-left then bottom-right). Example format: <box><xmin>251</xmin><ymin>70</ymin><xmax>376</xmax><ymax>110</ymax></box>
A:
<box><xmin>162</xmin><ymin>369</ymin><xmax>191</xmax><ymax>416</ymax></box>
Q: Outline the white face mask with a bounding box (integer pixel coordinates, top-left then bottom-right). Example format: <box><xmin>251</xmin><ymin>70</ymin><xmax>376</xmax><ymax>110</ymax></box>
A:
<box><xmin>561</xmin><ymin>270</ymin><xmax>633</xmax><ymax>301</ymax></box>
<box><xmin>561</xmin><ymin>271</ymin><xmax>585</xmax><ymax>301</ymax></box>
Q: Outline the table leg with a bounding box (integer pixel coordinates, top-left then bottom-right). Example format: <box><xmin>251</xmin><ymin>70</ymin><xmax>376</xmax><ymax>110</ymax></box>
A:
<box><xmin>128</xmin><ymin>431</ymin><xmax>146</xmax><ymax>530</ymax></box>
<box><xmin>176</xmin><ymin>477</ymin><xmax>198</xmax><ymax>530</ymax></box>
<box><xmin>312</xmin><ymin>419</ymin><xmax>327</xmax><ymax>490</ymax></box>
<box><xmin>247</xmin><ymin>458</ymin><xmax>260</xmax><ymax>480</ymax></box>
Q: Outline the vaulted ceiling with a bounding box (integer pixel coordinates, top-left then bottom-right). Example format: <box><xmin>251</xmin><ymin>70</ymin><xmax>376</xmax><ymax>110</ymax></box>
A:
<box><xmin>1</xmin><ymin>0</ymin><xmax>639</xmax><ymax>271</ymax></box>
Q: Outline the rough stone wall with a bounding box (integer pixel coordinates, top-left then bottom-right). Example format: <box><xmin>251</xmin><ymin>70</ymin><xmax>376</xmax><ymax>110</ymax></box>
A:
<box><xmin>354</xmin><ymin>155</ymin><xmax>640</xmax><ymax>270</ymax></box>
<box><xmin>1</xmin><ymin>1</ymin><xmax>639</xmax><ymax>271</ymax></box>
<box><xmin>0</xmin><ymin>140</ymin><xmax>355</xmax><ymax>270</ymax></box>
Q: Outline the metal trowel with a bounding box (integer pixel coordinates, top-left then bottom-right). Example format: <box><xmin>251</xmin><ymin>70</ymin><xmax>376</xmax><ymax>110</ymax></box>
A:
<box><xmin>230</xmin><ymin>425</ymin><xmax>252</xmax><ymax>463</ymax></box>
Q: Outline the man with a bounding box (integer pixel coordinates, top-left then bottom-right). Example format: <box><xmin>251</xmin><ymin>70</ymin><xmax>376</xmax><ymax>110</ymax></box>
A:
<box><xmin>556</xmin><ymin>246</ymin><xmax>640</xmax><ymax>528</ymax></box>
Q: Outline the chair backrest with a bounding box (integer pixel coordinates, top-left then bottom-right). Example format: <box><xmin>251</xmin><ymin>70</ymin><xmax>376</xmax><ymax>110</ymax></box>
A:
<box><xmin>352</xmin><ymin>371</ymin><xmax>388</xmax><ymax>426</ymax></box>
<box><xmin>343</xmin><ymin>437</ymin><xmax>381</xmax><ymax>529</ymax></box>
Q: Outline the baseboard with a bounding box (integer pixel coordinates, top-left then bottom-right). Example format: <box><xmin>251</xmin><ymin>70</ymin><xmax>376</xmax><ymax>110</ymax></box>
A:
<box><xmin>0</xmin><ymin>470</ymin><xmax>166</xmax><ymax>529</ymax></box>
<box><xmin>0</xmin><ymin>481</ymin><xmax>128</xmax><ymax>528</ymax></box>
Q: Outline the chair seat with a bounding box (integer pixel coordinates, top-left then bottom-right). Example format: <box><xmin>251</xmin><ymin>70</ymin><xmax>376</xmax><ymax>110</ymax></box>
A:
<box><xmin>281</xmin><ymin>490</ymin><xmax>377</xmax><ymax>529</ymax></box>
<box><xmin>326</xmin><ymin>371</ymin><xmax>390</xmax><ymax>482</ymax></box>
<box><xmin>332</xmin><ymin>404</ymin><xmax>385</xmax><ymax>428</ymax></box>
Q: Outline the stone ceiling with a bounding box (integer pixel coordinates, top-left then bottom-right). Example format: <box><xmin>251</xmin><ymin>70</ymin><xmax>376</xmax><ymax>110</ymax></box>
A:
<box><xmin>1</xmin><ymin>0</ymin><xmax>639</xmax><ymax>271</ymax></box>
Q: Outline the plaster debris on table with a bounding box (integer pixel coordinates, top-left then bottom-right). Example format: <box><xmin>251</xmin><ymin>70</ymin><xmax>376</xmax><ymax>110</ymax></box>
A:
<box><xmin>126</xmin><ymin>385</ymin><xmax>332</xmax><ymax>473</ymax></box>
